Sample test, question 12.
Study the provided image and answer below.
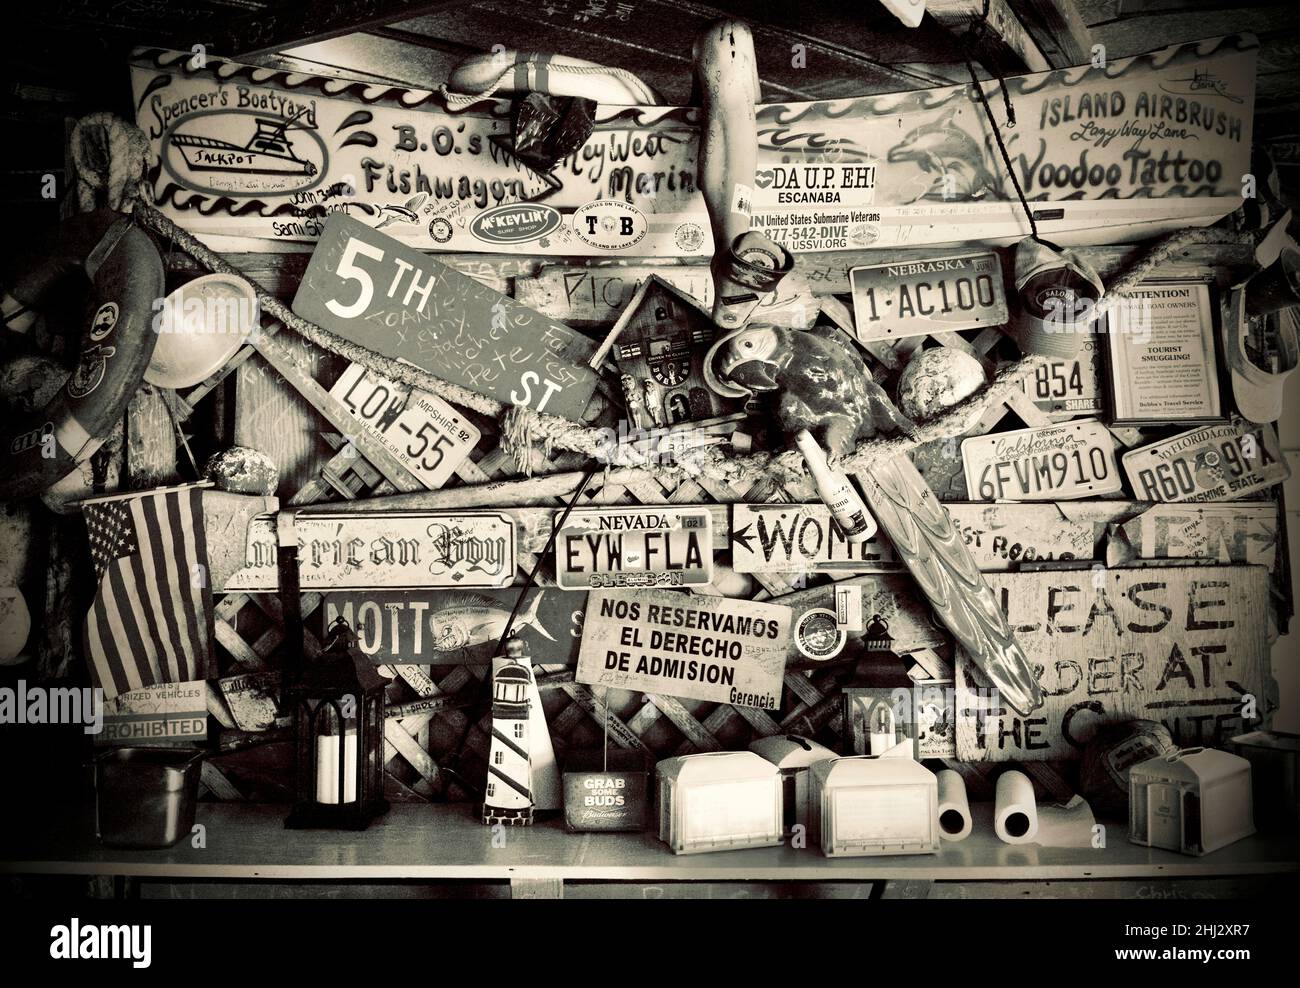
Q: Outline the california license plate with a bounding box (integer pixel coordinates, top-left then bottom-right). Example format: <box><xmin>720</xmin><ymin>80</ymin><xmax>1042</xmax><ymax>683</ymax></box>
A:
<box><xmin>1122</xmin><ymin>421</ymin><xmax>1290</xmax><ymax>503</ymax></box>
<box><xmin>962</xmin><ymin>420</ymin><xmax>1122</xmax><ymax>501</ymax></box>
<box><xmin>329</xmin><ymin>363</ymin><xmax>480</xmax><ymax>489</ymax></box>
<box><xmin>849</xmin><ymin>250</ymin><xmax>1008</xmax><ymax>341</ymax></box>
<box><xmin>555</xmin><ymin>507</ymin><xmax>713</xmax><ymax>591</ymax></box>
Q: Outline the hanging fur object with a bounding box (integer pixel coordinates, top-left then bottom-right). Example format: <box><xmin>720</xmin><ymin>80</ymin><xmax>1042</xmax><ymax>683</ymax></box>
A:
<box><xmin>69</xmin><ymin>112</ymin><xmax>152</xmax><ymax>213</ymax></box>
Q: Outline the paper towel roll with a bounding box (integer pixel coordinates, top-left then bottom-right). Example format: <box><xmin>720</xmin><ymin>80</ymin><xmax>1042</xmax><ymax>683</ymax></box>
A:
<box><xmin>994</xmin><ymin>770</ymin><xmax>1039</xmax><ymax>844</ymax></box>
<box><xmin>936</xmin><ymin>769</ymin><xmax>972</xmax><ymax>842</ymax></box>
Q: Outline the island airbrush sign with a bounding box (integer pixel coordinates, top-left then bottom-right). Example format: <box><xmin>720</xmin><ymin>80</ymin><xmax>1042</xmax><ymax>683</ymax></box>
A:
<box><xmin>131</xmin><ymin>36</ymin><xmax>1255</xmax><ymax>253</ymax></box>
<box><xmin>222</xmin><ymin>512</ymin><xmax>515</xmax><ymax>591</ymax></box>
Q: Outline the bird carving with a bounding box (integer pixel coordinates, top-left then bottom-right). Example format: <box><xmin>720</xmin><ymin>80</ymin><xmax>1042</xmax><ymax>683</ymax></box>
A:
<box><xmin>709</xmin><ymin>324</ymin><xmax>1044</xmax><ymax>717</ymax></box>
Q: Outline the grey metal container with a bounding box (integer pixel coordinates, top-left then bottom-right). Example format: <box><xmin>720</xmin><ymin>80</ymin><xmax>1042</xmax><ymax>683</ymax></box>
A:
<box><xmin>95</xmin><ymin>748</ymin><xmax>204</xmax><ymax>848</ymax></box>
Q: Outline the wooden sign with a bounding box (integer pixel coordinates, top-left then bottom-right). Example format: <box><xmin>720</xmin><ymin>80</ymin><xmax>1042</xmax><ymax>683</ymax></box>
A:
<box><xmin>218</xmin><ymin>672</ymin><xmax>283</xmax><ymax>733</ymax></box>
<box><xmin>955</xmin><ymin>566</ymin><xmax>1269</xmax><ymax>761</ymax></box>
<box><xmin>575</xmin><ymin>590</ymin><xmax>792</xmax><ymax>709</ymax></box>
<box><xmin>100</xmin><ymin>681</ymin><xmax>208</xmax><ymax>745</ymax></box>
<box><xmin>293</xmin><ymin>214</ymin><xmax>599</xmax><ymax>420</ymax></box>
<box><xmin>329</xmin><ymin>362</ymin><xmax>479</xmax><ymax>489</ymax></box>
<box><xmin>962</xmin><ymin>420</ymin><xmax>1123</xmax><ymax>501</ymax></box>
<box><xmin>322</xmin><ymin>589</ymin><xmax>583</xmax><ymax>665</ymax></box>
<box><xmin>1121</xmin><ymin>420</ymin><xmax>1289</xmax><ymax>502</ymax></box>
<box><xmin>133</xmin><ymin>37</ymin><xmax>1256</xmax><ymax>253</ymax></box>
<box><xmin>222</xmin><ymin>511</ymin><xmax>515</xmax><ymax>590</ymax></box>
<box><xmin>554</xmin><ymin>507</ymin><xmax>713</xmax><ymax>591</ymax></box>
<box><xmin>731</xmin><ymin>503</ymin><xmax>891</xmax><ymax>573</ymax></box>
<box><xmin>515</xmin><ymin>266</ymin><xmax>714</xmax><ymax>326</ymax></box>
<box><xmin>1021</xmin><ymin>335</ymin><xmax>1104</xmax><ymax>421</ymax></box>
<box><xmin>849</xmin><ymin>251</ymin><xmax>1007</xmax><ymax>340</ymax></box>
<box><xmin>1104</xmin><ymin>281</ymin><xmax>1222</xmax><ymax>425</ymax></box>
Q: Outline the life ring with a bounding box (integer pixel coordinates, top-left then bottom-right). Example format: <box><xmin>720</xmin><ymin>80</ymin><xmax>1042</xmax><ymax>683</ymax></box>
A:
<box><xmin>445</xmin><ymin>50</ymin><xmax>663</xmax><ymax>106</ymax></box>
<box><xmin>0</xmin><ymin>208</ymin><xmax>163</xmax><ymax>499</ymax></box>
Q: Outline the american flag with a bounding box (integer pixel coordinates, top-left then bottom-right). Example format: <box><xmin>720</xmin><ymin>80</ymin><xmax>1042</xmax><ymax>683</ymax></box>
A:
<box><xmin>82</xmin><ymin>485</ymin><xmax>215</xmax><ymax>700</ymax></box>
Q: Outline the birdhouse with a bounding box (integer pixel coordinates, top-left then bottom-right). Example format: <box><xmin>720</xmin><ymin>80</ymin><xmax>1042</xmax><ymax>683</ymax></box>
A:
<box><xmin>656</xmin><ymin>751</ymin><xmax>782</xmax><ymax>854</ymax></box>
<box><xmin>285</xmin><ymin>617</ymin><xmax>389</xmax><ymax>830</ymax></box>
<box><xmin>1129</xmin><ymin>747</ymin><xmax>1255</xmax><ymax>855</ymax></box>
<box><xmin>809</xmin><ymin>756</ymin><xmax>939</xmax><ymax>857</ymax></box>
<box><xmin>604</xmin><ymin>275</ymin><xmax>741</xmax><ymax>431</ymax></box>
<box><xmin>748</xmin><ymin>735</ymin><xmax>836</xmax><ymax>836</ymax></box>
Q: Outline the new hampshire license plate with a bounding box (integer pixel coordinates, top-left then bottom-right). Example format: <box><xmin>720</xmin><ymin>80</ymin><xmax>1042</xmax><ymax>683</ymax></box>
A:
<box><xmin>962</xmin><ymin>420</ymin><xmax>1122</xmax><ymax>501</ymax></box>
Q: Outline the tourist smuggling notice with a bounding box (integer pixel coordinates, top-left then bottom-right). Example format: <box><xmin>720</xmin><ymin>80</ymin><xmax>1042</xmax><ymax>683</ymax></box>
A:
<box><xmin>575</xmin><ymin>589</ymin><xmax>792</xmax><ymax>708</ymax></box>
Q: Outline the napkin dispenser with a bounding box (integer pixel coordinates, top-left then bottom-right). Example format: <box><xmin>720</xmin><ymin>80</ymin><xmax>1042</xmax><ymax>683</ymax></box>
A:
<box><xmin>656</xmin><ymin>751</ymin><xmax>782</xmax><ymax>855</ymax></box>
<box><xmin>1129</xmin><ymin>747</ymin><xmax>1254</xmax><ymax>855</ymax></box>
<box><xmin>809</xmin><ymin>756</ymin><xmax>939</xmax><ymax>857</ymax></box>
<box><xmin>748</xmin><ymin>735</ymin><xmax>836</xmax><ymax>836</ymax></box>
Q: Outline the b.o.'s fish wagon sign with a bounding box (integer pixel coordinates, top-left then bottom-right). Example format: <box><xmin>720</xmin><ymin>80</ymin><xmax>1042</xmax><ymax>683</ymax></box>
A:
<box><xmin>955</xmin><ymin>566</ymin><xmax>1269</xmax><ymax>761</ymax></box>
<box><xmin>293</xmin><ymin>214</ymin><xmax>599</xmax><ymax>420</ymax></box>
<box><xmin>322</xmin><ymin>589</ymin><xmax>584</xmax><ymax>665</ymax></box>
<box><xmin>223</xmin><ymin>511</ymin><xmax>515</xmax><ymax>590</ymax></box>
<box><xmin>132</xmin><ymin>36</ymin><xmax>1255</xmax><ymax>254</ymax></box>
<box><xmin>554</xmin><ymin>506</ymin><xmax>713</xmax><ymax>591</ymax></box>
<box><xmin>576</xmin><ymin>589</ymin><xmax>792</xmax><ymax>709</ymax></box>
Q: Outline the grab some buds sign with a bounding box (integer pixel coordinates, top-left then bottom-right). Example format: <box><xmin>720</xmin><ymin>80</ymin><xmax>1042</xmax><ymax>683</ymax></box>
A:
<box><xmin>223</xmin><ymin>512</ymin><xmax>515</xmax><ymax>590</ymax></box>
<box><xmin>576</xmin><ymin>590</ymin><xmax>792</xmax><ymax>709</ymax></box>
<box><xmin>956</xmin><ymin>566</ymin><xmax>1268</xmax><ymax>761</ymax></box>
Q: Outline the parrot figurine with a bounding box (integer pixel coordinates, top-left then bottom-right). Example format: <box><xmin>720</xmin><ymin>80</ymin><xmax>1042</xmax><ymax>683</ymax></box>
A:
<box><xmin>708</xmin><ymin>324</ymin><xmax>1044</xmax><ymax>717</ymax></box>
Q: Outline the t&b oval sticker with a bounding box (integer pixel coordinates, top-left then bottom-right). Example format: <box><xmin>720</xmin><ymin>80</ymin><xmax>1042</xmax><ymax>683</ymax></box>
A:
<box><xmin>573</xmin><ymin>200</ymin><xmax>647</xmax><ymax>250</ymax></box>
<box><xmin>470</xmin><ymin>203</ymin><xmax>562</xmax><ymax>245</ymax></box>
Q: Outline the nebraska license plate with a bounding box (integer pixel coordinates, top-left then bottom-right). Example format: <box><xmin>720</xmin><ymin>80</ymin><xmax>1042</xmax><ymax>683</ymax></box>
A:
<box><xmin>554</xmin><ymin>506</ymin><xmax>713</xmax><ymax>590</ymax></box>
<box><xmin>849</xmin><ymin>250</ymin><xmax>1008</xmax><ymax>342</ymax></box>
<box><xmin>962</xmin><ymin>419</ymin><xmax>1123</xmax><ymax>501</ymax></box>
<box><xmin>1121</xmin><ymin>421</ymin><xmax>1290</xmax><ymax>503</ymax></box>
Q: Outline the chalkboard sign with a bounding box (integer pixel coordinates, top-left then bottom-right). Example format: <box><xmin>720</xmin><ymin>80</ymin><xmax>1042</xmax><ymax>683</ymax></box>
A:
<box><xmin>293</xmin><ymin>214</ymin><xmax>599</xmax><ymax>420</ymax></box>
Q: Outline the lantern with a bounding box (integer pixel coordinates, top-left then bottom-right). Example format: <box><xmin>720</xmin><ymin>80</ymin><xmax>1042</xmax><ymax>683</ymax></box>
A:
<box><xmin>285</xmin><ymin>616</ymin><xmax>389</xmax><ymax>830</ymax></box>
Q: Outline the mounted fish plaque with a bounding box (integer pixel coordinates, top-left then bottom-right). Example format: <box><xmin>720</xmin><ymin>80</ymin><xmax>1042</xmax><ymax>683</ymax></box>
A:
<box><xmin>293</xmin><ymin>214</ymin><xmax>600</xmax><ymax>420</ymax></box>
<box><xmin>576</xmin><ymin>589</ymin><xmax>792</xmax><ymax>708</ymax></box>
<box><xmin>1121</xmin><ymin>420</ymin><xmax>1288</xmax><ymax>502</ymax></box>
<box><xmin>322</xmin><ymin>589</ymin><xmax>582</xmax><ymax>664</ymax></box>
<box><xmin>962</xmin><ymin>419</ymin><xmax>1123</xmax><ymax>501</ymax></box>
<box><xmin>222</xmin><ymin>511</ymin><xmax>515</xmax><ymax>590</ymax></box>
<box><xmin>554</xmin><ymin>506</ymin><xmax>713</xmax><ymax>591</ymax></box>
<box><xmin>849</xmin><ymin>251</ymin><xmax>1007</xmax><ymax>341</ymax></box>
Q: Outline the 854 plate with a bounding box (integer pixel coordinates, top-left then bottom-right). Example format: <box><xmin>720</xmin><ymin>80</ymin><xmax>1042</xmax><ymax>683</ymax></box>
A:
<box><xmin>962</xmin><ymin>419</ymin><xmax>1122</xmax><ymax>501</ymax></box>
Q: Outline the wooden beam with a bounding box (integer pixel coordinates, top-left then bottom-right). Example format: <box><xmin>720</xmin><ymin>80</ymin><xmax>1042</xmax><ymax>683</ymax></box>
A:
<box><xmin>207</xmin><ymin>1</ymin><xmax>469</xmax><ymax>60</ymax></box>
<box><xmin>1017</xmin><ymin>0</ymin><xmax>1096</xmax><ymax>67</ymax></box>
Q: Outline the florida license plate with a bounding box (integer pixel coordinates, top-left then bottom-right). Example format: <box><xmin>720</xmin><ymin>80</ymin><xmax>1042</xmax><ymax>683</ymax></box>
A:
<box><xmin>1121</xmin><ymin>421</ymin><xmax>1290</xmax><ymax>503</ymax></box>
<box><xmin>849</xmin><ymin>250</ymin><xmax>1008</xmax><ymax>341</ymax></box>
<box><xmin>555</xmin><ymin>507</ymin><xmax>713</xmax><ymax>590</ymax></box>
<box><xmin>962</xmin><ymin>420</ymin><xmax>1122</xmax><ymax>501</ymax></box>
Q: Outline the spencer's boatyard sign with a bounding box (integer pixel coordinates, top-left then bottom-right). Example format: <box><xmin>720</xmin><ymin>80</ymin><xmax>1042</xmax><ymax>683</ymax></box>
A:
<box><xmin>132</xmin><ymin>35</ymin><xmax>1255</xmax><ymax>254</ymax></box>
<box><xmin>575</xmin><ymin>589</ymin><xmax>792</xmax><ymax>708</ymax></box>
<box><xmin>223</xmin><ymin>512</ymin><xmax>515</xmax><ymax>590</ymax></box>
<box><xmin>956</xmin><ymin>566</ymin><xmax>1269</xmax><ymax>761</ymax></box>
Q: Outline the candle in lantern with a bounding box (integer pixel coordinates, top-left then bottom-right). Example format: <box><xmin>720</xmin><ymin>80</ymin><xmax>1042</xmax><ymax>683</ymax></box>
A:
<box><xmin>315</xmin><ymin>729</ymin><xmax>358</xmax><ymax>804</ymax></box>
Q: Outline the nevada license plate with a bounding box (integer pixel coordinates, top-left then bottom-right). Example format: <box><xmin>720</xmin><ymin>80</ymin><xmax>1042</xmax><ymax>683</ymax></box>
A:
<box><xmin>962</xmin><ymin>419</ymin><xmax>1122</xmax><ymax>501</ymax></box>
<box><xmin>555</xmin><ymin>507</ymin><xmax>713</xmax><ymax>590</ymax></box>
<box><xmin>849</xmin><ymin>250</ymin><xmax>1008</xmax><ymax>341</ymax></box>
<box><xmin>1122</xmin><ymin>421</ymin><xmax>1290</xmax><ymax>503</ymax></box>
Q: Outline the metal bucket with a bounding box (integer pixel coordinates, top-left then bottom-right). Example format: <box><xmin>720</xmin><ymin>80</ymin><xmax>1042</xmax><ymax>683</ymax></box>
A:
<box><xmin>95</xmin><ymin>747</ymin><xmax>204</xmax><ymax>848</ymax></box>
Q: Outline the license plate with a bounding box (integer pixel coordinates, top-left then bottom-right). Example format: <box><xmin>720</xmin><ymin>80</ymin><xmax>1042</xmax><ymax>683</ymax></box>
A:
<box><xmin>962</xmin><ymin>419</ymin><xmax>1122</xmax><ymax>501</ymax></box>
<box><xmin>555</xmin><ymin>507</ymin><xmax>713</xmax><ymax>590</ymax></box>
<box><xmin>1122</xmin><ymin>421</ymin><xmax>1290</xmax><ymax>503</ymax></box>
<box><xmin>329</xmin><ymin>363</ymin><xmax>480</xmax><ymax>489</ymax></box>
<box><xmin>1021</xmin><ymin>336</ymin><xmax>1104</xmax><ymax>421</ymax></box>
<box><xmin>849</xmin><ymin>250</ymin><xmax>1007</xmax><ymax>341</ymax></box>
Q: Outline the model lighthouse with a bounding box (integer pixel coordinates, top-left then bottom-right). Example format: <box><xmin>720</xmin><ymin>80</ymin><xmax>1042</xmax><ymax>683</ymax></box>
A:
<box><xmin>482</xmin><ymin>638</ymin><xmax>535</xmax><ymax>826</ymax></box>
